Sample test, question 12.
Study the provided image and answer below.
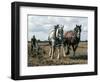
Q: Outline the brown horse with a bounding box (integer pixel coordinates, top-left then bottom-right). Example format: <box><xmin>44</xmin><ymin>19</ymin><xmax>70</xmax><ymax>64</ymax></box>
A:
<box><xmin>63</xmin><ymin>25</ymin><xmax>82</xmax><ymax>56</ymax></box>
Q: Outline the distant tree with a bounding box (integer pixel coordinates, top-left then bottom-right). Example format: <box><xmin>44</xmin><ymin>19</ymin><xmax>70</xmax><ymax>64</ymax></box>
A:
<box><xmin>37</xmin><ymin>39</ymin><xmax>41</xmax><ymax>42</ymax></box>
<box><xmin>85</xmin><ymin>40</ymin><xmax>88</xmax><ymax>42</ymax></box>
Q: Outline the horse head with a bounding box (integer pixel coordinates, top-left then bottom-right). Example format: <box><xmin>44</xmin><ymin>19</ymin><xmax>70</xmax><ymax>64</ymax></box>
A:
<box><xmin>74</xmin><ymin>25</ymin><xmax>81</xmax><ymax>32</ymax></box>
<box><xmin>74</xmin><ymin>25</ymin><xmax>82</xmax><ymax>38</ymax></box>
<box><xmin>54</xmin><ymin>24</ymin><xmax>59</xmax><ymax>30</ymax></box>
<box><xmin>56</xmin><ymin>25</ymin><xmax>64</xmax><ymax>41</ymax></box>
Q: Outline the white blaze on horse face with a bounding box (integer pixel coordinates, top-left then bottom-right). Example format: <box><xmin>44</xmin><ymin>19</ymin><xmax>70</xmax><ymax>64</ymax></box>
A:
<box><xmin>77</xmin><ymin>30</ymin><xmax>81</xmax><ymax>38</ymax></box>
<box><xmin>77</xmin><ymin>30</ymin><xmax>79</xmax><ymax>37</ymax></box>
<box><xmin>57</xmin><ymin>26</ymin><xmax>64</xmax><ymax>40</ymax></box>
<box><xmin>56</xmin><ymin>28</ymin><xmax>59</xmax><ymax>37</ymax></box>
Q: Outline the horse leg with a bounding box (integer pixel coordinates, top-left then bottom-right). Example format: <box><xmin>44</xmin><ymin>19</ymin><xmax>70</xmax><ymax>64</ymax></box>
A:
<box><xmin>51</xmin><ymin>46</ymin><xmax>55</xmax><ymax>59</ymax></box>
<box><xmin>62</xmin><ymin>44</ymin><xmax>66</xmax><ymax>57</ymax></box>
<box><xmin>49</xmin><ymin>46</ymin><xmax>52</xmax><ymax>57</ymax></box>
<box><xmin>73</xmin><ymin>44</ymin><xmax>78</xmax><ymax>56</ymax></box>
<box><xmin>57</xmin><ymin>47</ymin><xmax>60</xmax><ymax>59</ymax></box>
<box><xmin>75</xmin><ymin>44</ymin><xmax>78</xmax><ymax>50</ymax></box>
<box><xmin>66</xmin><ymin>44</ymin><xmax>70</xmax><ymax>55</ymax></box>
<box><xmin>72</xmin><ymin>45</ymin><xmax>77</xmax><ymax>56</ymax></box>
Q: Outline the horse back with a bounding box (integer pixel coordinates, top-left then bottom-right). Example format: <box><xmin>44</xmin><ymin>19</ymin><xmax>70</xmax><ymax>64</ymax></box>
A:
<box><xmin>64</xmin><ymin>31</ymin><xmax>78</xmax><ymax>44</ymax></box>
<box><xmin>64</xmin><ymin>31</ymin><xmax>76</xmax><ymax>38</ymax></box>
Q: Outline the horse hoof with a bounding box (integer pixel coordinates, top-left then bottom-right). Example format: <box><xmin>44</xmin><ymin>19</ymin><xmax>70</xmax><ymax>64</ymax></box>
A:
<box><xmin>50</xmin><ymin>57</ymin><xmax>53</xmax><ymax>60</ymax></box>
<box><xmin>63</xmin><ymin>55</ymin><xmax>66</xmax><ymax>57</ymax></box>
<box><xmin>57</xmin><ymin>57</ymin><xmax>60</xmax><ymax>60</ymax></box>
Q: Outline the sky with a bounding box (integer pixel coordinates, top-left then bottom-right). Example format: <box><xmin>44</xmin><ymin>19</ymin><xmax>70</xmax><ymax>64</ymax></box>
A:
<box><xmin>28</xmin><ymin>15</ymin><xmax>88</xmax><ymax>41</ymax></box>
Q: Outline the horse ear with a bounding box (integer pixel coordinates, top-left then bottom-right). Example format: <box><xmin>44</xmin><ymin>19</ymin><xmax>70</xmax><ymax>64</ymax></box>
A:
<box><xmin>80</xmin><ymin>25</ymin><xmax>82</xmax><ymax>27</ymax></box>
<box><xmin>76</xmin><ymin>24</ymin><xmax>77</xmax><ymax>27</ymax></box>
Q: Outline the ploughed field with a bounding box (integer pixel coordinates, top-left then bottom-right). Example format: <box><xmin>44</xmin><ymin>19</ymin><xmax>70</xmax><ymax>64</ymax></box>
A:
<box><xmin>28</xmin><ymin>41</ymin><xmax>88</xmax><ymax>66</ymax></box>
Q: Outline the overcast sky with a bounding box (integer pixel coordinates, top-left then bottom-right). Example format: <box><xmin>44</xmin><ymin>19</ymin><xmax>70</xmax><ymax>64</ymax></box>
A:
<box><xmin>28</xmin><ymin>15</ymin><xmax>88</xmax><ymax>41</ymax></box>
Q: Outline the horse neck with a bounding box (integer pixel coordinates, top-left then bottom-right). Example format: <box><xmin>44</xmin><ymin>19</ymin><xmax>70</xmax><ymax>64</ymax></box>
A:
<box><xmin>49</xmin><ymin>29</ymin><xmax>56</xmax><ymax>40</ymax></box>
<box><xmin>76</xmin><ymin>31</ymin><xmax>81</xmax><ymax>40</ymax></box>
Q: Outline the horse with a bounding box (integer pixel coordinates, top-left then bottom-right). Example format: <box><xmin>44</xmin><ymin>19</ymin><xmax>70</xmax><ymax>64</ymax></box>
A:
<box><xmin>63</xmin><ymin>25</ymin><xmax>82</xmax><ymax>56</ymax></box>
<box><xmin>31</xmin><ymin>35</ymin><xmax>39</xmax><ymax>55</ymax></box>
<box><xmin>48</xmin><ymin>24</ymin><xmax>65</xmax><ymax>59</ymax></box>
